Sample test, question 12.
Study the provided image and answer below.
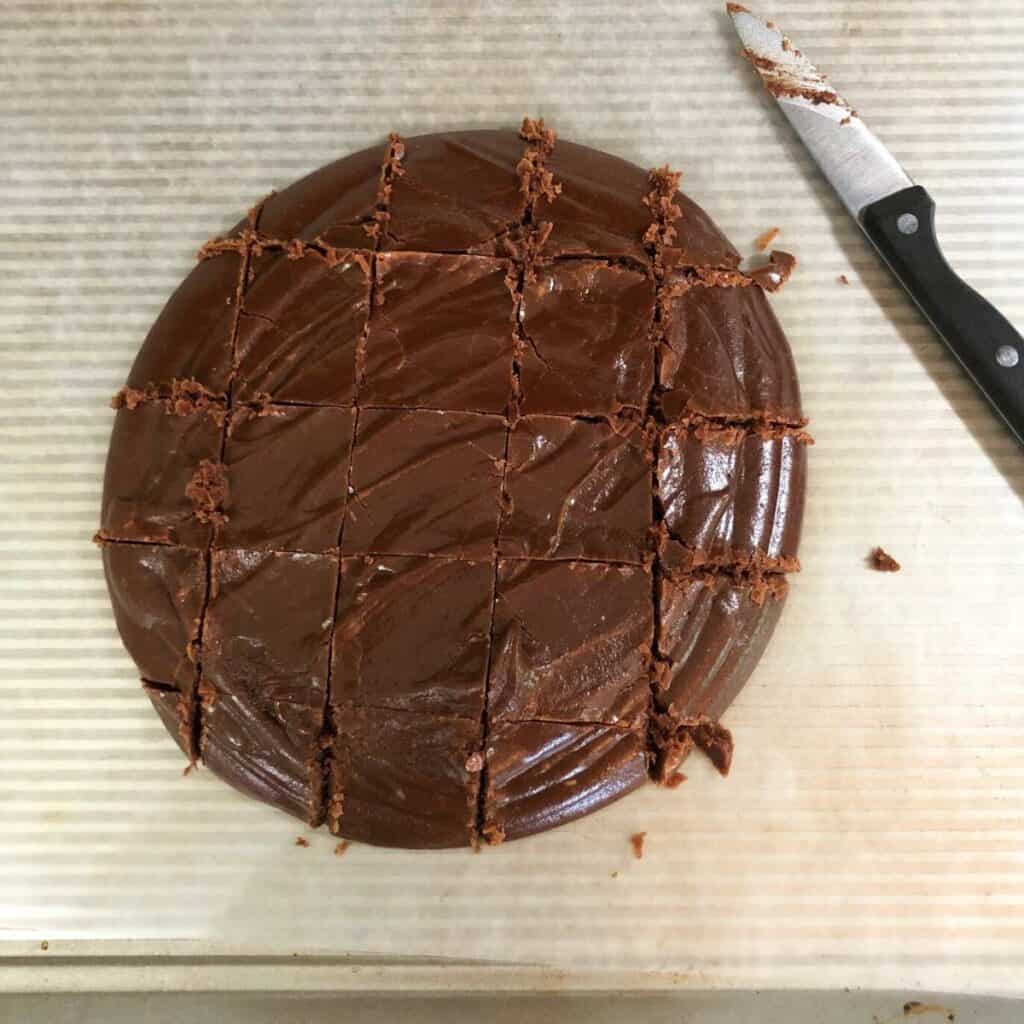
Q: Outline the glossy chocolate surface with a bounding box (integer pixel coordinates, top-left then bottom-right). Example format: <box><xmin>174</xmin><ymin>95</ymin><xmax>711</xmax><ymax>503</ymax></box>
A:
<box><xmin>202</xmin><ymin>549</ymin><xmax>336</xmax><ymax>821</ymax></box>
<box><xmin>343</xmin><ymin>408</ymin><xmax>505</xmax><ymax>558</ymax></box>
<box><xmin>660</xmin><ymin>283</ymin><xmax>803</xmax><ymax>423</ymax></box>
<box><xmin>519</xmin><ymin>259</ymin><xmax>655</xmax><ymax>417</ymax></box>
<box><xmin>333</xmin><ymin>556</ymin><xmax>491</xmax><ymax>719</ymax></box>
<box><xmin>362</xmin><ymin>253</ymin><xmax>514</xmax><ymax>412</ymax></box>
<box><xmin>488</xmin><ymin>559</ymin><xmax>652</xmax><ymax>728</ymax></box>
<box><xmin>235</xmin><ymin>249</ymin><xmax>370</xmax><ymax>405</ymax></box>
<box><xmin>100</xmin><ymin>123</ymin><xmax>805</xmax><ymax>847</ymax></box>
<box><xmin>219</xmin><ymin>405</ymin><xmax>352</xmax><ymax>553</ymax></box>
<box><xmin>500</xmin><ymin>415</ymin><xmax>651</xmax><ymax>563</ymax></box>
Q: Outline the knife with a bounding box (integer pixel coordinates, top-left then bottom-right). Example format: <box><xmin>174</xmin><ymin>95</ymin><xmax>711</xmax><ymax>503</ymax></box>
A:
<box><xmin>728</xmin><ymin>3</ymin><xmax>1024</xmax><ymax>446</ymax></box>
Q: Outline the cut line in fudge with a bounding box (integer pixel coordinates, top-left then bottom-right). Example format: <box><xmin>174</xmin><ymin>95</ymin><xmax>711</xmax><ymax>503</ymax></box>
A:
<box><xmin>642</xmin><ymin>162</ymin><xmax>682</xmax><ymax>803</ymax></box>
<box><xmin>96</xmin><ymin>536</ymin><xmax>793</xmax><ymax>580</ymax></box>
<box><xmin>315</xmin><ymin>133</ymin><xmax>405</xmax><ymax>829</ymax></box>
<box><xmin>190</xmin><ymin>236</ymin><xmax>254</xmax><ymax>764</ymax></box>
<box><xmin>474</xmin><ymin>117</ymin><xmax>561</xmax><ymax>846</ymax></box>
<box><xmin>102</xmin><ymin>119</ymin><xmax>806</xmax><ymax>846</ymax></box>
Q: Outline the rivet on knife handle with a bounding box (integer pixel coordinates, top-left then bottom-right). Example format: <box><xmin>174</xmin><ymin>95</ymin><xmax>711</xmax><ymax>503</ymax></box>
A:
<box><xmin>860</xmin><ymin>186</ymin><xmax>1024</xmax><ymax>445</ymax></box>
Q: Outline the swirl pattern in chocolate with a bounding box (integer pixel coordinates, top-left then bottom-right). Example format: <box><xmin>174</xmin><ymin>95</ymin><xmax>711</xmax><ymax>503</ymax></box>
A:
<box><xmin>99</xmin><ymin>119</ymin><xmax>807</xmax><ymax>847</ymax></box>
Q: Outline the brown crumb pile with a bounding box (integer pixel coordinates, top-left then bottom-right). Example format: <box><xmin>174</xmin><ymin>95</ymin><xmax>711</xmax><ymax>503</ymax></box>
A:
<box><xmin>870</xmin><ymin>547</ymin><xmax>901</xmax><ymax>573</ymax></box>
<box><xmin>690</xmin><ymin>719</ymin><xmax>734</xmax><ymax>776</ymax></box>
<box><xmin>482</xmin><ymin>823</ymin><xmax>506</xmax><ymax>847</ymax></box>
<box><xmin>294</xmin><ymin>836</ymin><xmax>310</xmax><ymax>848</ymax></box>
<box><xmin>334</xmin><ymin>840</ymin><xmax>351</xmax><ymax>857</ymax></box>
<box><xmin>185</xmin><ymin>459</ymin><xmax>230</xmax><ymax>526</ymax></box>
<box><xmin>40</xmin><ymin>941</ymin><xmax>49</xmax><ymax>951</ymax></box>
<box><xmin>665</xmin><ymin>771</ymin><xmax>687</xmax><ymax>789</ymax></box>
<box><xmin>630</xmin><ymin>831</ymin><xmax>646</xmax><ymax>859</ymax></box>
<box><xmin>754</xmin><ymin>226</ymin><xmax>780</xmax><ymax>252</ymax></box>
<box><xmin>838</xmin><ymin>273</ymin><xmax>850</xmax><ymax>285</ymax></box>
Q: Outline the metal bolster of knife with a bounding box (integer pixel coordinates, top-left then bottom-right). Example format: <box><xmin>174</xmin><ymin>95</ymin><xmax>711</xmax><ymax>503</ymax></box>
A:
<box><xmin>859</xmin><ymin>185</ymin><xmax>1024</xmax><ymax>444</ymax></box>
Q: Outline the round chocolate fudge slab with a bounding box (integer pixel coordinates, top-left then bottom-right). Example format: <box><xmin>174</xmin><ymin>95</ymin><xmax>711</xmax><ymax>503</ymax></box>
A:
<box><xmin>99</xmin><ymin>120</ymin><xmax>807</xmax><ymax>848</ymax></box>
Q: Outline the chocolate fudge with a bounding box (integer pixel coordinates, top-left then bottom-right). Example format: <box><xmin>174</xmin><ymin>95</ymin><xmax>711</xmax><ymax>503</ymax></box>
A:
<box><xmin>99</xmin><ymin>118</ymin><xmax>806</xmax><ymax>847</ymax></box>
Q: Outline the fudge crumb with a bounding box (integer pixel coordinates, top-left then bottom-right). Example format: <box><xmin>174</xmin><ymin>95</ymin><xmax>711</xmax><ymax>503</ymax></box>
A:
<box><xmin>334</xmin><ymin>841</ymin><xmax>351</xmax><ymax>857</ymax></box>
<box><xmin>40</xmin><ymin>941</ymin><xmax>49</xmax><ymax>951</ymax></box>
<box><xmin>838</xmin><ymin>273</ymin><xmax>850</xmax><ymax>285</ymax></box>
<box><xmin>182</xmin><ymin>763</ymin><xmax>194</xmax><ymax>777</ymax></box>
<box><xmin>611</xmin><ymin>870</ymin><xmax>619</xmax><ymax>879</ymax></box>
<box><xmin>111</xmin><ymin>384</ymin><xmax>156</xmax><ymax>410</ymax></box>
<box><xmin>186</xmin><ymin>459</ymin><xmax>229</xmax><ymax>526</ymax></box>
<box><xmin>198</xmin><ymin>678</ymin><xmax>217</xmax><ymax>710</ymax></box>
<box><xmin>691</xmin><ymin>719</ymin><xmax>734</xmax><ymax>776</ymax></box>
<box><xmin>483</xmin><ymin>823</ymin><xmax>506</xmax><ymax>846</ymax></box>
<box><xmin>749</xmin><ymin>249</ymin><xmax>796</xmax><ymax>292</ymax></box>
<box><xmin>630</xmin><ymin>832</ymin><xmax>646</xmax><ymax>859</ymax></box>
<box><xmin>295</xmin><ymin>836</ymin><xmax>310</xmax><ymax>848</ymax></box>
<box><xmin>754</xmin><ymin>226</ymin><xmax>780</xmax><ymax>252</ymax></box>
<box><xmin>665</xmin><ymin>770</ymin><xmax>687</xmax><ymax>789</ymax></box>
<box><xmin>870</xmin><ymin>547</ymin><xmax>901</xmax><ymax>573</ymax></box>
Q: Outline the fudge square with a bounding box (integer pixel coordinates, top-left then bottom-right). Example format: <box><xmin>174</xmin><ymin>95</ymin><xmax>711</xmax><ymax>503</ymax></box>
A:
<box><xmin>202</xmin><ymin>549</ymin><xmax>337</xmax><ymax>822</ymax></box>
<box><xmin>100</xmin><ymin>402</ymin><xmax>222</xmax><ymax>549</ymax></box>
<box><xmin>518</xmin><ymin>259</ymin><xmax>655</xmax><ymax>417</ymax></box>
<box><xmin>483</xmin><ymin>718</ymin><xmax>647</xmax><ymax>842</ymax></box>
<box><xmin>362</xmin><ymin>252</ymin><xmax>514</xmax><ymax>413</ymax></box>
<box><xmin>343</xmin><ymin>408</ymin><xmax>505</xmax><ymax>557</ymax></box>
<box><xmin>488</xmin><ymin>559</ymin><xmax>652</xmax><ymax>727</ymax></box>
<box><xmin>330</xmin><ymin>703</ymin><xmax>479</xmax><ymax>849</ymax></box>
<box><xmin>234</xmin><ymin>247</ymin><xmax>371</xmax><ymax>406</ymax></box>
<box><xmin>101</xmin><ymin>541</ymin><xmax>205</xmax><ymax>689</ymax></box>
<box><xmin>126</xmin><ymin>249</ymin><xmax>241</xmax><ymax>397</ymax></box>
<box><xmin>333</xmin><ymin>555</ymin><xmax>492</xmax><ymax>719</ymax></box>
<box><xmin>383</xmin><ymin>130</ymin><xmax>527</xmax><ymax>252</ymax></box>
<box><xmin>500</xmin><ymin>414</ymin><xmax>651</xmax><ymax>563</ymax></box>
<box><xmin>657</xmin><ymin>425</ymin><xmax>806</xmax><ymax>567</ymax></box>
<box><xmin>219</xmin><ymin>404</ymin><xmax>352</xmax><ymax>553</ymax></box>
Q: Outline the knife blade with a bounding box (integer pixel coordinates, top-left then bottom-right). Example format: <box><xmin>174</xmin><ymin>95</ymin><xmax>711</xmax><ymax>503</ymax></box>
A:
<box><xmin>728</xmin><ymin>3</ymin><xmax>1024</xmax><ymax>446</ymax></box>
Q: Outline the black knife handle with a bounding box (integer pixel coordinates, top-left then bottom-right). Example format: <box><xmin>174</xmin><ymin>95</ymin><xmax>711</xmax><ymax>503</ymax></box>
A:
<box><xmin>860</xmin><ymin>185</ymin><xmax>1024</xmax><ymax>445</ymax></box>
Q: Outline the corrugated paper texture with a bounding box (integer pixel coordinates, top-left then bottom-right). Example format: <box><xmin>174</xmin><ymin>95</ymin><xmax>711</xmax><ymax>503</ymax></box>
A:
<box><xmin>3</xmin><ymin>0</ymin><xmax>1023</xmax><ymax>994</ymax></box>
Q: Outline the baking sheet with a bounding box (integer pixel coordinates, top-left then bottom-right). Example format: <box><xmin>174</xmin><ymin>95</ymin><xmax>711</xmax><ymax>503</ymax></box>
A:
<box><xmin>2</xmin><ymin>0</ymin><xmax>1024</xmax><ymax>995</ymax></box>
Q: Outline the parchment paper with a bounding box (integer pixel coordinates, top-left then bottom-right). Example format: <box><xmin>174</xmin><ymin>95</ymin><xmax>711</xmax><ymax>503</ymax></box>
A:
<box><xmin>2</xmin><ymin>0</ymin><xmax>1023</xmax><ymax>995</ymax></box>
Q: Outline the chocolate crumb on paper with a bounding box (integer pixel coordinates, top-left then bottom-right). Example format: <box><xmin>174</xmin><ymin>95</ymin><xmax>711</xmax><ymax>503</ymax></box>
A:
<box><xmin>870</xmin><ymin>547</ymin><xmax>901</xmax><ymax>573</ymax></box>
<box><xmin>334</xmin><ymin>840</ymin><xmax>351</xmax><ymax>857</ymax></box>
<box><xmin>630</xmin><ymin>831</ymin><xmax>646</xmax><ymax>859</ymax></box>
<box><xmin>754</xmin><ymin>226</ymin><xmax>780</xmax><ymax>252</ymax></box>
<box><xmin>838</xmin><ymin>273</ymin><xmax>850</xmax><ymax>285</ymax></box>
<box><xmin>295</xmin><ymin>836</ymin><xmax>310</xmax><ymax>848</ymax></box>
<box><xmin>40</xmin><ymin>941</ymin><xmax>49</xmax><ymax>952</ymax></box>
